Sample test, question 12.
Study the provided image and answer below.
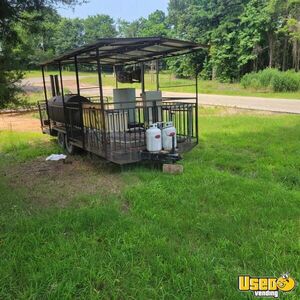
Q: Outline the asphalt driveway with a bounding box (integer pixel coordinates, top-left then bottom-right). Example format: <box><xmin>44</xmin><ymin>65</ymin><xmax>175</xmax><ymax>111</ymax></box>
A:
<box><xmin>23</xmin><ymin>77</ymin><xmax>300</xmax><ymax>114</ymax></box>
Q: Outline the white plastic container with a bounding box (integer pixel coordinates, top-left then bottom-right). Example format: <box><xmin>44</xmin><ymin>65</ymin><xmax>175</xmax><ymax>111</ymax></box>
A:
<box><xmin>146</xmin><ymin>123</ymin><xmax>162</xmax><ymax>153</ymax></box>
<box><xmin>162</xmin><ymin>121</ymin><xmax>177</xmax><ymax>151</ymax></box>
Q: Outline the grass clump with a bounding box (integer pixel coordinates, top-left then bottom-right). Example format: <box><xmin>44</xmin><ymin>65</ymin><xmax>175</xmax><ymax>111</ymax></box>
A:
<box><xmin>241</xmin><ymin>68</ymin><xmax>300</xmax><ymax>92</ymax></box>
<box><xmin>0</xmin><ymin>131</ymin><xmax>59</xmax><ymax>162</ymax></box>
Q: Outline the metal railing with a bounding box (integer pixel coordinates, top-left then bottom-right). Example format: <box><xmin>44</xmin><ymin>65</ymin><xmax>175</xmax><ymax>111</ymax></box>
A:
<box><xmin>39</xmin><ymin>97</ymin><xmax>198</xmax><ymax>162</ymax></box>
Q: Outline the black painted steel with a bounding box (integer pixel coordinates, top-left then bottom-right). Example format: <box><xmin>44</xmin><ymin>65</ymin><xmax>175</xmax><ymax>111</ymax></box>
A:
<box><xmin>38</xmin><ymin>37</ymin><xmax>203</xmax><ymax>164</ymax></box>
<box><xmin>48</xmin><ymin>95</ymin><xmax>90</xmax><ymax>125</ymax></box>
<box><xmin>40</xmin><ymin>37</ymin><xmax>207</xmax><ymax>67</ymax></box>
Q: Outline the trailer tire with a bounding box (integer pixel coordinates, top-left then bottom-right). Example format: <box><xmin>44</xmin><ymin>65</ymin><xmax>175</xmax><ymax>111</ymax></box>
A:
<box><xmin>65</xmin><ymin>139</ymin><xmax>77</xmax><ymax>155</ymax></box>
<box><xmin>57</xmin><ymin>132</ymin><xmax>65</xmax><ymax>149</ymax></box>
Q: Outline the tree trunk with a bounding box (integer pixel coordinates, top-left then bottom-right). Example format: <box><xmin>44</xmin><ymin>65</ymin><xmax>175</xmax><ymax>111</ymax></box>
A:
<box><xmin>292</xmin><ymin>41</ymin><xmax>298</xmax><ymax>71</ymax></box>
<box><xmin>282</xmin><ymin>37</ymin><xmax>288</xmax><ymax>71</ymax></box>
<box><xmin>212</xmin><ymin>66</ymin><xmax>217</xmax><ymax>80</ymax></box>
<box><xmin>268</xmin><ymin>32</ymin><xmax>274</xmax><ymax>68</ymax></box>
<box><xmin>296</xmin><ymin>42</ymin><xmax>300</xmax><ymax>72</ymax></box>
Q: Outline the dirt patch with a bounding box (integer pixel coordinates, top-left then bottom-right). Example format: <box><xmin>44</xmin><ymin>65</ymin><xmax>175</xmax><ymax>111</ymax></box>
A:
<box><xmin>0</xmin><ymin>112</ymin><xmax>41</xmax><ymax>132</ymax></box>
<box><xmin>3</xmin><ymin>155</ymin><xmax>129</xmax><ymax>209</ymax></box>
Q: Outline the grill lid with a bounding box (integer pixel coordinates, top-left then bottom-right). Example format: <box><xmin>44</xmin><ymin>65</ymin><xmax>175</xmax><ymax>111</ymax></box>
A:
<box><xmin>49</xmin><ymin>94</ymin><xmax>90</xmax><ymax>105</ymax></box>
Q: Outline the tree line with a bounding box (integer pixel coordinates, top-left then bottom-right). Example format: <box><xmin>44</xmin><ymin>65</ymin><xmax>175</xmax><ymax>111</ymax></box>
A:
<box><xmin>0</xmin><ymin>0</ymin><xmax>300</xmax><ymax>106</ymax></box>
<box><xmin>12</xmin><ymin>9</ymin><xmax>170</xmax><ymax>68</ymax></box>
<box><xmin>169</xmin><ymin>0</ymin><xmax>300</xmax><ymax>81</ymax></box>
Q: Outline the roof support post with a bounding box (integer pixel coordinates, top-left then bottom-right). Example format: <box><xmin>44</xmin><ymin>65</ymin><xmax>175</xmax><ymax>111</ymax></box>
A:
<box><xmin>75</xmin><ymin>55</ymin><xmax>85</xmax><ymax>149</ymax></box>
<box><xmin>140</xmin><ymin>63</ymin><xmax>149</xmax><ymax>126</ymax></box>
<box><xmin>58</xmin><ymin>62</ymin><xmax>68</xmax><ymax>141</ymax></box>
<box><xmin>74</xmin><ymin>55</ymin><xmax>80</xmax><ymax>95</ymax></box>
<box><xmin>41</xmin><ymin>66</ymin><xmax>51</xmax><ymax>132</ymax></box>
<box><xmin>113</xmin><ymin>66</ymin><xmax>118</xmax><ymax>89</ymax></box>
<box><xmin>156</xmin><ymin>59</ymin><xmax>160</xmax><ymax>91</ymax></box>
<box><xmin>141</xmin><ymin>63</ymin><xmax>145</xmax><ymax>93</ymax></box>
<box><xmin>96</xmin><ymin>48</ymin><xmax>107</xmax><ymax>155</ymax></box>
<box><xmin>195</xmin><ymin>71</ymin><xmax>199</xmax><ymax>144</ymax></box>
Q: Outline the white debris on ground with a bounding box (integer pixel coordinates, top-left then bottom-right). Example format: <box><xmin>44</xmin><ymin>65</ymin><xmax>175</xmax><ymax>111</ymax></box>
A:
<box><xmin>46</xmin><ymin>154</ymin><xmax>67</xmax><ymax>161</ymax></box>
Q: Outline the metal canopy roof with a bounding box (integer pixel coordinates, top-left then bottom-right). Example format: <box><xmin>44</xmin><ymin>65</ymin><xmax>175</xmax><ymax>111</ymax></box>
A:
<box><xmin>41</xmin><ymin>37</ymin><xmax>207</xmax><ymax>67</ymax></box>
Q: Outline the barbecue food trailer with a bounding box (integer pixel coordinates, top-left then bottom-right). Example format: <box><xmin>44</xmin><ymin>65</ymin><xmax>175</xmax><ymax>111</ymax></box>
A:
<box><xmin>38</xmin><ymin>37</ymin><xmax>205</xmax><ymax>165</ymax></box>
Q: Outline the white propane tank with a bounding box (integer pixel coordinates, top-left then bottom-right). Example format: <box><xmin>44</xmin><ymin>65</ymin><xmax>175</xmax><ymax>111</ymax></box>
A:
<box><xmin>146</xmin><ymin>123</ymin><xmax>162</xmax><ymax>153</ymax></box>
<box><xmin>162</xmin><ymin>121</ymin><xmax>177</xmax><ymax>151</ymax></box>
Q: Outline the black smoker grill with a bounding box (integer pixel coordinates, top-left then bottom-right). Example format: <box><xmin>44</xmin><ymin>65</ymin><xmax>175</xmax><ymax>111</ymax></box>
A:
<box><xmin>48</xmin><ymin>95</ymin><xmax>90</xmax><ymax>125</ymax></box>
<box><xmin>38</xmin><ymin>37</ymin><xmax>207</xmax><ymax>165</ymax></box>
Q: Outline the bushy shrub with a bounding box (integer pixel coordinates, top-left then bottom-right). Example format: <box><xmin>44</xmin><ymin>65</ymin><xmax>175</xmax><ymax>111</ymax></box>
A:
<box><xmin>240</xmin><ymin>73</ymin><xmax>253</xmax><ymax>88</ymax></box>
<box><xmin>271</xmin><ymin>71</ymin><xmax>300</xmax><ymax>92</ymax></box>
<box><xmin>259</xmin><ymin>68</ymin><xmax>280</xmax><ymax>87</ymax></box>
<box><xmin>241</xmin><ymin>69</ymin><xmax>300</xmax><ymax>92</ymax></box>
<box><xmin>241</xmin><ymin>73</ymin><xmax>262</xmax><ymax>89</ymax></box>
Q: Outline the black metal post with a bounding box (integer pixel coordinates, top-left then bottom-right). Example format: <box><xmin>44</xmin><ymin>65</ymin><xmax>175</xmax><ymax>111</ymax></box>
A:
<box><xmin>195</xmin><ymin>72</ymin><xmax>199</xmax><ymax>144</ymax></box>
<box><xmin>38</xmin><ymin>102</ymin><xmax>43</xmax><ymax>129</ymax></box>
<box><xmin>75</xmin><ymin>56</ymin><xmax>85</xmax><ymax>149</ymax></box>
<box><xmin>156</xmin><ymin>59</ymin><xmax>160</xmax><ymax>91</ymax></box>
<box><xmin>140</xmin><ymin>63</ymin><xmax>149</xmax><ymax>126</ymax></box>
<box><xmin>141</xmin><ymin>63</ymin><xmax>145</xmax><ymax>93</ymax></box>
<box><xmin>74</xmin><ymin>55</ymin><xmax>80</xmax><ymax>95</ymax></box>
<box><xmin>96</xmin><ymin>48</ymin><xmax>107</xmax><ymax>155</ymax></box>
<box><xmin>59</xmin><ymin>62</ymin><xmax>68</xmax><ymax>140</ymax></box>
<box><xmin>114</xmin><ymin>66</ymin><xmax>118</xmax><ymax>89</ymax></box>
<box><xmin>42</xmin><ymin>66</ymin><xmax>51</xmax><ymax>132</ymax></box>
<box><xmin>54</xmin><ymin>75</ymin><xmax>60</xmax><ymax>95</ymax></box>
<box><xmin>50</xmin><ymin>75</ymin><xmax>56</xmax><ymax>97</ymax></box>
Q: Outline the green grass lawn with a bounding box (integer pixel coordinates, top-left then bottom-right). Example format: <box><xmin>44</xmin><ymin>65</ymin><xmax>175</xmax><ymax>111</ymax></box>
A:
<box><xmin>0</xmin><ymin>108</ymin><xmax>299</xmax><ymax>299</ymax></box>
<box><xmin>24</xmin><ymin>70</ymin><xmax>300</xmax><ymax>100</ymax></box>
<box><xmin>25</xmin><ymin>91</ymin><xmax>45</xmax><ymax>104</ymax></box>
<box><xmin>81</xmin><ymin>72</ymin><xmax>300</xmax><ymax>100</ymax></box>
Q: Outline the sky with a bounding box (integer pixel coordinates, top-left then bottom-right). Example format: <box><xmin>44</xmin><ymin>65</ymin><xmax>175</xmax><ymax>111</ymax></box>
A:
<box><xmin>57</xmin><ymin>0</ymin><xmax>169</xmax><ymax>21</ymax></box>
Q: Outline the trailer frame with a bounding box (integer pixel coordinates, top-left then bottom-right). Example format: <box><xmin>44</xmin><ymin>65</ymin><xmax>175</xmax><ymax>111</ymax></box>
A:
<box><xmin>38</xmin><ymin>37</ymin><xmax>206</xmax><ymax>165</ymax></box>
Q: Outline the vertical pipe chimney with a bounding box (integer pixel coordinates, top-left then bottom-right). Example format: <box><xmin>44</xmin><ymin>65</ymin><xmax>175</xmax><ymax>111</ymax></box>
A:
<box><xmin>50</xmin><ymin>75</ymin><xmax>56</xmax><ymax>97</ymax></box>
<box><xmin>54</xmin><ymin>75</ymin><xmax>60</xmax><ymax>96</ymax></box>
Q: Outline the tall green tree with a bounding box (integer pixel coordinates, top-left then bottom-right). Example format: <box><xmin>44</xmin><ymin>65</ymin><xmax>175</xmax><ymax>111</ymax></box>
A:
<box><xmin>0</xmin><ymin>0</ymin><xmax>84</xmax><ymax>107</ymax></box>
<box><xmin>169</xmin><ymin>0</ymin><xmax>300</xmax><ymax>81</ymax></box>
<box><xmin>54</xmin><ymin>18</ymin><xmax>85</xmax><ymax>54</ymax></box>
<box><xmin>139</xmin><ymin>10</ymin><xmax>170</xmax><ymax>37</ymax></box>
<box><xmin>83</xmin><ymin>15</ymin><xmax>117</xmax><ymax>44</ymax></box>
<box><xmin>118</xmin><ymin>19</ymin><xmax>142</xmax><ymax>38</ymax></box>
<box><xmin>169</xmin><ymin>0</ymin><xmax>251</xmax><ymax>81</ymax></box>
<box><xmin>280</xmin><ymin>0</ymin><xmax>300</xmax><ymax>70</ymax></box>
<box><xmin>13</xmin><ymin>8</ymin><xmax>61</xmax><ymax>66</ymax></box>
<box><xmin>118</xmin><ymin>10</ymin><xmax>169</xmax><ymax>38</ymax></box>
<box><xmin>238</xmin><ymin>0</ymin><xmax>270</xmax><ymax>73</ymax></box>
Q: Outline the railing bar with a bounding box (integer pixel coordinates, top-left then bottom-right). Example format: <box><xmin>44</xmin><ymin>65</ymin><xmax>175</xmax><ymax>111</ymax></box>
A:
<box><xmin>159</xmin><ymin>84</ymin><xmax>196</xmax><ymax>89</ymax></box>
<box><xmin>123</xmin><ymin>109</ymin><xmax>127</xmax><ymax>152</ymax></box>
<box><xmin>118</xmin><ymin>110</ymin><xmax>121</xmax><ymax>151</ymax></box>
<box><xmin>79</xmin><ymin>86</ymin><xmax>102</xmax><ymax>90</ymax></box>
<box><xmin>133</xmin><ymin>108</ymin><xmax>137</xmax><ymax>148</ymax></box>
<box><xmin>183</xmin><ymin>104</ymin><xmax>185</xmax><ymax>137</ymax></box>
<box><xmin>113</xmin><ymin>111</ymin><xmax>117</xmax><ymax>151</ymax></box>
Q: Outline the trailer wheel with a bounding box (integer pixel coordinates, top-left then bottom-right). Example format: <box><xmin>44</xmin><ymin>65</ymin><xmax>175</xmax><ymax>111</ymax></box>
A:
<box><xmin>57</xmin><ymin>132</ymin><xmax>65</xmax><ymax>149</ymax></box>
<box><xmin>65</xmin><ymin>139</ymin><xmax>77</xmax><ymax>155</ymax></box>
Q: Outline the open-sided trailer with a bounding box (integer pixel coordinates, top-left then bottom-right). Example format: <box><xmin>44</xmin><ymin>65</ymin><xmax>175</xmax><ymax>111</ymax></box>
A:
<box><xmin>38</xmin><ymin>37</ymin><xmax>205</xmax><ymax>165</ymax></box>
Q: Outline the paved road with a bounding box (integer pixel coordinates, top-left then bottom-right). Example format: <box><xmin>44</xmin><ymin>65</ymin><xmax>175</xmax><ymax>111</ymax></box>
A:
<box><xmin>165</xmin><ymin>92</ymin><xmax>300</xmax><ymax>114</ymax></box>
<box><xmin>23</xmin><ymin>77</ymin><xmax>300</xmax><ymax>114</ymax></box>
